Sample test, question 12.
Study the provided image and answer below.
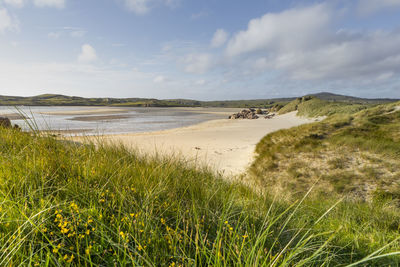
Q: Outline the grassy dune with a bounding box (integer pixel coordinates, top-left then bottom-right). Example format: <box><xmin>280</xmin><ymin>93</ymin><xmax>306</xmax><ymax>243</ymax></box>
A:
<box><xmin>250</xmin><ymin>99</ymin><xmax>400</xmax><ymax>264</ymax></box>
<box><xmin>253</xmin><ymin>98</ymin><xmax>400</xmax><ymax>199</ymax></box>
<box><xmin>277</xmin><ymin>97</ymin><xmax>369</xmax><ymax>117</ymax></box>
<box><xmin>0</xmin><ymin>99</ymin><xmax>399</xmax><ymax>265</ymax></box>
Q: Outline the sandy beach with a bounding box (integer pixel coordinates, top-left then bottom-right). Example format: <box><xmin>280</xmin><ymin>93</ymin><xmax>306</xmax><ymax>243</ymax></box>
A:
<box><xmin>72</xmin><ymin>111</ymin><xmax>315</xmax><ymax>177</ymax></box>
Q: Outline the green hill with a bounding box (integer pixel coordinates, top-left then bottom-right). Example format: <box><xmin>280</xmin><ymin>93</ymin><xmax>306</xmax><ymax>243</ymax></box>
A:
<box><xmin>309</xmin><ymin>92</ymin><xmax>398</xmax><ymax>103</ymax></box>
<box><xmin>0</xmin><ymin>92</ymin><xmax>397</xmax><ymax>108</ymax></box>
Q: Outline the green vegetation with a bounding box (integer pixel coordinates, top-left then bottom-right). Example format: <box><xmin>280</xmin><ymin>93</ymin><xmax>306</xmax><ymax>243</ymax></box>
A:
<box><xmin>278</xmin><ymin>96</ymin><xmax>369</xmax><ymax>116</ymax></box>
<box><xmin>1</xmin><ymin>95</ymin><xmax>400</xmax><ymax>265</ymax></box>
<box><xmin>249</xmin><ymin>99</ymin><xmax>400</xmax><ymax>264</ymax></box>
<box><xmin>1</xmin><ymin>123</ymin><xmax>399</xmax><ymax>265</ymax></box>
<box><xmin>0</xmin><ymin>92</ymin><xmax>397</xmax><ymax>108</ymax></box>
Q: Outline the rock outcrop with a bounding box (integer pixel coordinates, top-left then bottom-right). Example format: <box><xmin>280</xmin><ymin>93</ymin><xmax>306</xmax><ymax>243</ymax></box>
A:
<box><xmin>0</xmin><ymin>117</ymin><xmax>20</xmax><ymax>130</ymax></box>
<box><xmin>0</xmin><ymin>117</ymin><xmax>12</xmax><ymax>128</ymax></box>
<box><xmin>229</xmin><ymin>108</ymin><xmax>275</xmax><ymax>119</ymax></box>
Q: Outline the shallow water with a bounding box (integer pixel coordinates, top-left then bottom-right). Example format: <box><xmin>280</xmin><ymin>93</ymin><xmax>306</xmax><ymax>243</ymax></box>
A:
<box><xmin>0</xmin><ymin>106</ymin><xmax>227</xmax><ymax>135</ymax></box>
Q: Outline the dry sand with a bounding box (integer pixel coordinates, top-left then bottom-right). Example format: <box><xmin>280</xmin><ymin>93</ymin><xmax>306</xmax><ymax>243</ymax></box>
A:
<box><xmin>73</xmin><ymin>111</ymin><xmax>314</xmax><ymax>177</ymax></box>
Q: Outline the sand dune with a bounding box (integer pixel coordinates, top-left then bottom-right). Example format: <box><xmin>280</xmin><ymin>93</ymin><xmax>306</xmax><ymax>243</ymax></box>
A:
<box><xmin>73</xmin><ymin>111</ymin><xmax>315</xmax><ymax>177</ymax></box>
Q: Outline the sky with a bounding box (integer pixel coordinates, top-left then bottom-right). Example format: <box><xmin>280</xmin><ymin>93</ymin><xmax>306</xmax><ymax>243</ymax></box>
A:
<box><xmin>0</xmin><ymin>0</ymin><xmax>400</xmax><ymax>100</ymax></box>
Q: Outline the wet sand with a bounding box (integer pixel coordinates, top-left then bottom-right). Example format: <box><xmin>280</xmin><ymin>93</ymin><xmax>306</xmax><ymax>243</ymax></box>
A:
<box><xmin>68</xmin><ymin>114</ymin><xmax>132</xmax><ymax>121</ymax></box>
<box><xmin>40</xmin><ymin>107</ymin><xmax>130</xmax><ymax>116</ymax></box>
<box><xmin>0</xmin><ymin>113</ymin><xmax>28</xmax><ymax>120</ymax></box>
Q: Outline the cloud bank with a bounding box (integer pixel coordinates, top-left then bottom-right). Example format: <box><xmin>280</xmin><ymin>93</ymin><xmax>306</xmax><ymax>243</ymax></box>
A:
<box><xmin>211</xmin><ymin>29</ymin><xmax>228</xmax><ymax>48</ymax></box>
<box><xmin>221</xmin><ymin>3</ymin><xmax>400</xmax><ymax>83</ymax></box>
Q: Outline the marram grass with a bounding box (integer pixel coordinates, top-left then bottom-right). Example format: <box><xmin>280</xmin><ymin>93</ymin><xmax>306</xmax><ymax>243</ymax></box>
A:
<box><xmin>0</xmin><ymin>126</ymin><xmax>399</xmax><ymax>266</ymax></box>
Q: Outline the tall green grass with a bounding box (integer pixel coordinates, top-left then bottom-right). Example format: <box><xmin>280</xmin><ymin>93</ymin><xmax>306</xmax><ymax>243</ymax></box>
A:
<box><xmin>249</xmin><ymin>101</ymin><xmax>400</xmax><ymax>265</ymax></box>
<box><xmin>0</xmin><ymin>127</ymin><xmax>336</xmax><ymax>265</ymax></box>
<box><xmin>1</xmin><ymin>101</ymin><xmax>400</xmax><ymax>265</ymax></box>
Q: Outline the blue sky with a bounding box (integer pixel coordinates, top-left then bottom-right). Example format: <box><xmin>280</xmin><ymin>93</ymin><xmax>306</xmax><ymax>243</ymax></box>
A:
<box><xmin>0</xmin><ymin>0</ymin><xmax>400</xmax><ymax>100</ymax></box>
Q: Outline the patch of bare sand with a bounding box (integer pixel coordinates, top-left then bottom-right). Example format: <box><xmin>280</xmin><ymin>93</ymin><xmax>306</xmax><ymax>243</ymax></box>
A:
<box><xmin>72</xmin><ymin>111</ymin><xmax>314</xmax><ymax>177</ymax></box>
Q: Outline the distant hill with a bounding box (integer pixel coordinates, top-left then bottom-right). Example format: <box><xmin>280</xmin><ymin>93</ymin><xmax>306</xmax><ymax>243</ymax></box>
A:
<box><xmin>0</xmin><ymin>92</ymin><xmax>397</xmax><ymax>108</ymax></box>
<box><xmin>308</xmin><ymin>92</ymin><xmax>398</xmax><ymax>103</ymax></box>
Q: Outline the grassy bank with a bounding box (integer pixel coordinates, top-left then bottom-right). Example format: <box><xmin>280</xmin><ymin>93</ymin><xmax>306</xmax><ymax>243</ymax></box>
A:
<box><xmin>249</xmin><ymin>99</ymin><xmax>400</xmax><ymax>264</ymax></box>
<box><xmin>0</xmin><ymin>126</ymin><xmax>398</xmax><ymax>265</ymax></box>
<box><xmin>253</xmin><ymin>99</ymin><xmax>400</xmax><ymax>199</ymax></box>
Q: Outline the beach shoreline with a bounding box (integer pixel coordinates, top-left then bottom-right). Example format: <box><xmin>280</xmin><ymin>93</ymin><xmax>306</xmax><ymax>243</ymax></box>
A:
<box><xmin>71</xmin><ymin>111</ymin><xmax>315</xmax><ymax>177</ymax></box>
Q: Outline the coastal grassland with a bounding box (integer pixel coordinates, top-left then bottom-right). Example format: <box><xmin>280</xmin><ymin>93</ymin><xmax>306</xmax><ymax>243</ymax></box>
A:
<box><xmin>278</xmin><ymin>97</ymin><xmax>369</xmax><ymax>117</ymax></box>
<box><xmin>0</xmin><ymin>127</ymin><xmax>340</xmax><ymax>266</ymax></box>
<box><xmin>250</xmin><ymin>100</ymin><xmax>400</xmax><ymax>263</ymax></box>
<box><xmin>0</xmin><ymin>127</ymin><xmax>398</xmax><ymax>265</ymax></box>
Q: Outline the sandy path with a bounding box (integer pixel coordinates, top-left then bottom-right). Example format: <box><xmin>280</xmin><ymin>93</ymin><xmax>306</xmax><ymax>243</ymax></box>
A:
<box><xmin>73</xmin><ymin>112</ymin><xmax>314</xmax><ymax>177</ymax></box>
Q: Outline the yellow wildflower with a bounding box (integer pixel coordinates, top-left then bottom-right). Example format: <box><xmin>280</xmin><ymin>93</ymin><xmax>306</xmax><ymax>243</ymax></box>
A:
<box><xmin>67</xmin><ymin>254</ymin><xmax>75</xmax><ymax>263</ymax></box>
<box><xmin>85</xmin><ymin>245</ymin><xmax>92</xmax><ymax>255</ymax></box>
<box><xmin>120</xmin><ymin>231</ymin><xmax>125</xmax><ymax>239</ymax></box>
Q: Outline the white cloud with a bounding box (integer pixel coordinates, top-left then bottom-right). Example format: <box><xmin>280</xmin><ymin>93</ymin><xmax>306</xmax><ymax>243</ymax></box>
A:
<box><xmin>223</xmin><ymin>3</ymin><xmax>400</xmax><ymax>83</ymax></box>
<box><xmin>0</xmin><ymin>61</ymin><xmax>157</xmax><ymax>98</ymax></box>
<box><xmin>226</xmin><ymin>4</ymin><xmax>330</xmax><ymax>57</ymax></box>
<box><xmin>153</xmin><ymin>75</ymin><xmax>167</xmax><ymax>83</ymax></box>
<box><xmin>357</xmin><ymin>0</ymin><xmax>400</xmax><ymax>15</ymax></box>
<box><xmin>0</xmin><ymin>9</ymin><xmax>12</xmax><ymax>32</ymax></box>
<box><xmin>70</xmin><ymin>30</ymin><xmax>86</xmax><ymax>38</ymax></box>
<box><xmin>280</xmin><ymin>30</ymin><xmax>400</xmax><ymax>80</ymax></box>
<box><xmin>0</xmin><ymin>8</ymin><xmax>18</xmax><ymax>32</ymax></box>
<box><xmin>123</xmin><ymin>0</ymin><xmax>180</xmax><ymax>14</ymax></box>
<box><xmin>190</xmin><ymin>10</ymin><xmax>208</xmax><ymax>20</ymax></box>
<box><xmin>211</xmin><ymin>29</ymin><xmax>228</xmax><ymax>48</ymax></box>
<box><xmin>48</xmin><ymin>31</ymin><xmax>61</xmax><ymax>38</ymax></box>
<box><xmin>3</xmin><ymin>0</ymin><xmax>25</xmax><ymax>8</ymax></box>
<box><xmin>124</xmin><ymin>0</ymin><xmax>149</xmax><ymax>14</ymax></box>
<box><xmin>78</xmin><ymin>44</ymin><xmax>98</xmax><ymax>63</ymax></box>
<box><xmin>182</xmin><ymin>53</ymin><xmax>213</xmax><ymax>74</ymax></box>
<box><xmin>33</xmin><ymin>0</ymin><xmax>65</xmax><ymax>8</ymax></box>
<box><xmin>195</xmin><ymin>79</ymin><xmax>205</xmax><ymax>85</ymax></box>
<box><xmin>47</xmin><ymin>28</ymin><xmax>86</xmax><ymax>39</ymax></box>
<box><xmin>164</xmin><ymin>0</ymin><xmax>180</xmax><ymax>9</ymax></box>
